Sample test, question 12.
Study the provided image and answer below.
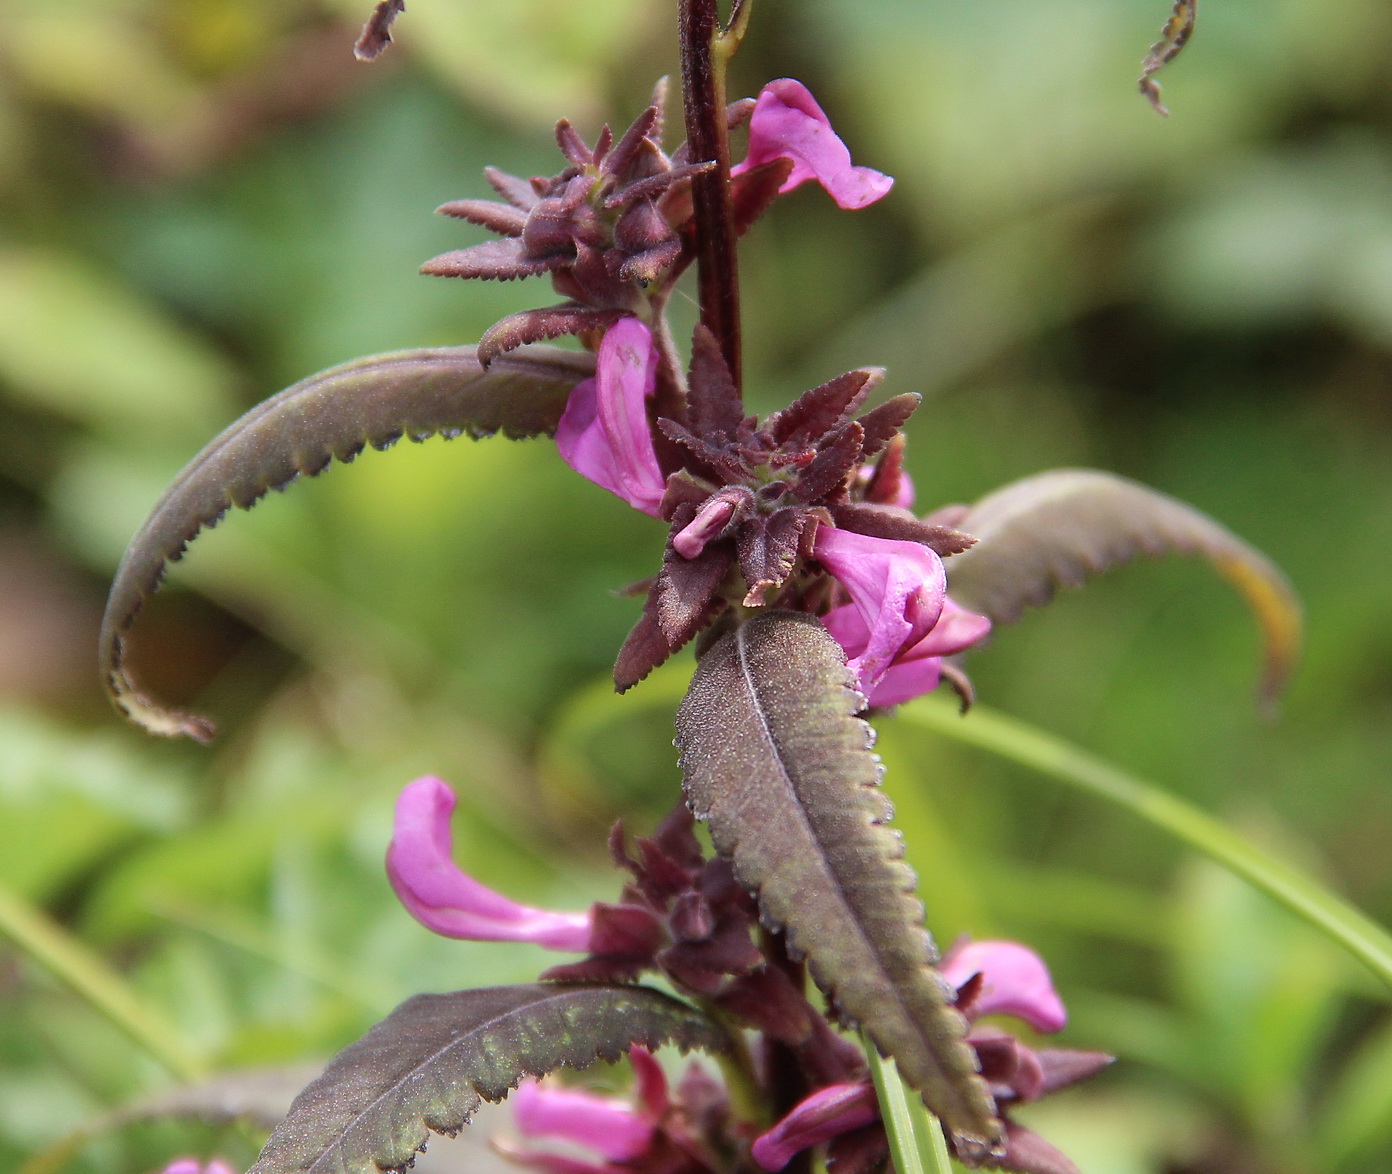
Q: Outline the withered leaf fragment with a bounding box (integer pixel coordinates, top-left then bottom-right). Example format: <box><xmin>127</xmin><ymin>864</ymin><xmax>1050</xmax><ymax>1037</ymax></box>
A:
<box><xmin>353</xmin><ymin>0</ymin><xmax>405</xmax><ymax>62</ymax></box>
<box><xmin>676</xmin><ymin>611</ymin><xmax>1003</xmax><ymax>1159</ymax></box>
<box><xmin>1139</xmin><ymin>0</ymin><xmax>1197</xmax><ymax>115</ymax></box>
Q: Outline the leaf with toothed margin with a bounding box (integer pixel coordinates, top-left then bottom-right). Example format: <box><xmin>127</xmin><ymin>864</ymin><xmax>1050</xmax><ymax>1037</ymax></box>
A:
<box><xmin>100</xmin><ymin>344</ymin><xmax>594</xmax><ymax>742</ymax></box>
<box><xmin>674</xmin><ymin>611</ymin><xmax>1003</xmax><ymax>1161</ymax></box>
<box><xmin>943</xmin><ymin>468</ymin><xmax>1302</xmax><ymax>709</ymax></box>
<box><xmin>248</xmin><ymin>984</ymin><xmax>724</xmax><ymax>1174</ymax></box>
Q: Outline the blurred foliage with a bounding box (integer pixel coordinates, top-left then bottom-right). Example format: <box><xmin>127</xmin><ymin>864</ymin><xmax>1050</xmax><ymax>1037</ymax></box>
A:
<box><xmin>0</xmin><ymin>0</ymin><xmax>1388</xmax><ymax>1171</ymax></box>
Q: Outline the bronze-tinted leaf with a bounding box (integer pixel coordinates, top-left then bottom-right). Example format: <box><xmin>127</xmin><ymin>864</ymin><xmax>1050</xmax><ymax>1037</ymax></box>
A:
<box><xmin>249</xmin><ymin>983</ymin><xmax>722</xmax><ymax>1174</ymax></box>
<box><xmin>100</xmin><ymin>344</ymin><xmax>594</xmax><ymax>741</ymax></box>
<box><xmin>944</xmin><ymin>468</ymin><xmax>1301</xmax><ymax>706</ymax></box>
<box><xmin>675</xmin><ymin>611</ymin><xmax>1002</xmax><ymax>1159</ymax></box>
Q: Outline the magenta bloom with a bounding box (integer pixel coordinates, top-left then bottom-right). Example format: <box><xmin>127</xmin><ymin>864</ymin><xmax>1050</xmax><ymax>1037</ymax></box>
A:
<box><xmin>732</xmin><ymin>79</ymin><xmax>893</xmax><ymax>210</ymax></box>
<box><xmin>822</xmin><ymin>595</ymin><xmax>990</xmax><ymax>707</ymax></box>
<box><xmin>387</xmin><ymin>777</ymin><xmax>593</xmax><ymax>951</ymax></box>
<box><xmin>752</xmin><ymin>1082</ymin><xmax>879</xmax><ymax>1171</ymax></box>
<box><xmin>556</xmin><ymin>318</ymin><xmax>666</xmax><ymax>517</ymax></box>
<box><xmin>161</xmin><ymin>1162</ymin><xmax>238</xmax><ymax>1174</ymax></box>
<box><xmin>512</xmin><ymin>1078</ymin><xmax>654</xmax><ymax>1164</ymax></box>
<box><xmin>813</xmin><ymin>526</ymin><xmax>947</xmax><ymax>694</ymax></box>
<box><xmin>941</xmin><ymin>940</ymin><xmax>1068</xmax><ymax>1035</ymax></box>
<box><xmin>504</xmin><ymin>1049</ymin><xmax>670</xmax><ymax>1174</ymax></box>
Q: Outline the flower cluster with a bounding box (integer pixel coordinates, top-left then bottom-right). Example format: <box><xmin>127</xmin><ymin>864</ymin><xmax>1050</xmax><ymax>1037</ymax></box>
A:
<box><xmin>423</xmin><ymin>79</ymin><xmax>891</xmax><ymax>366</ymax></box>
<box><xmin>556</xmin><ymin>317</ymin><xmax>990</xmax><ymax>702</ymax></box>
<box><xmin>385</xmin><ymin>778</ymin><xmax>1111</xmax><ymax>1174</ymax></box>
<box><xmin>422</xmin><ymin>69</ymin><xmax>987</xmax><ymax>709</ymax></box>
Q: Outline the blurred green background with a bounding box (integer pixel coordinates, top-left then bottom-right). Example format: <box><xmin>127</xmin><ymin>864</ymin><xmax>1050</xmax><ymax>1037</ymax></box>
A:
<box><xmin>0</xmin><ymin>0</ymin><xmax>1388</xmax><ymax>1171</ymax></box>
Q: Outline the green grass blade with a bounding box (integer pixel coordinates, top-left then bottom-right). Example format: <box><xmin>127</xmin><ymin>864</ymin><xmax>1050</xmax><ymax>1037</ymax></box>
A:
<box><xmin>0</xmin><ymin>878</ymin><xmax>205</xmax><ymax>1081</ymax></box>
<box><xmin>900</xmin><ymin>697</ymin><xmax>1392</xmax><ymax>994</ymax></box>
<box><xmin>862</xmin><ymin>1031</ymin><xmax>955</xmax><ymax>1174</ymax></box>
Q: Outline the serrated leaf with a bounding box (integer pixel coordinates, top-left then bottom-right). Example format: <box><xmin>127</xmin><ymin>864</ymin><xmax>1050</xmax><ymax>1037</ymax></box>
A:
<box><xmin>250</xmin><ymin>983</ymin><xmax>722</xmax><ymax>1174</ymax></box>
<box><xmin>674</xmin><ymin>611</ymin><xmax>1001</xmax><ymax>1160</ymax></box>
<box><xmin>944</xmin><ymin>469</ymin><xmax>1301</xmax><ymax>708</ymax></box>
<box><xmin>99</xmin><ymin>344</ymin><xmax>594</xmax><ymax>741</ymax></box>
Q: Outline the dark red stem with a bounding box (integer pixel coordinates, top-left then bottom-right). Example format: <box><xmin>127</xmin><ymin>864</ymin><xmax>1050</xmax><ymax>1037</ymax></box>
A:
<box><xmin>679</xmin><ymin>0</ymin><xmax>742</xmax><ymax>397</ymax></box>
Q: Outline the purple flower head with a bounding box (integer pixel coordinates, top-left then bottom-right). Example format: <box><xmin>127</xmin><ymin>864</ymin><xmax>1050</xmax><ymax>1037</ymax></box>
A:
<box><xmin>941</xmin><ymin>939</ymin><xmax>1068</xmax><ymax>1035</ymax></box>
<box><xmin>386</xmin><ymin>777</ymin><xmax>593</xmax><ymax>951</ymax></box>
<box><xmin>732</xmin><ymin>79</ymin><xmax>893</xmax><ymax>211</ymax></box>
<box><xmin>161</xmin><ymin>1162</ymin><xmax>238</xmax><ymax>1174</ymax></box>
<box><xmin>812</xmin><ymin>526</ymin><xmax>947</xmax><ymax>694</ymax></box>
<box><xmin>822</xmin><ymin>595</ymin><xmax>991</xmax><ymax>707</ymax></box>
<box><xmin>751</xmin><ymin>1082</ymin><xmax>879</xmax><ymax>1171</ymax></box>
<box><xmin>556</xmin><ymin>318</ymin><xmax>666</xmax><ymax>518</ymax></box>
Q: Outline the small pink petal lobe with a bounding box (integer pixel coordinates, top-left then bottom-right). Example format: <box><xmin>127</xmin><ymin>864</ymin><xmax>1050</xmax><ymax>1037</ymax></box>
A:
<box><xmin>732</xmin><ymin>79</ymin><xmax>893</xmax><ymax>210</ymax></box>
<box><xmin>387</xmin><ymin>777</ymin><xmax>592</xmax><ymax>951</ymax></box>
<box><xmin>941</xmin><ymin>940</ymin><xmax>1068</xmax><ymax>1034</ymax></box>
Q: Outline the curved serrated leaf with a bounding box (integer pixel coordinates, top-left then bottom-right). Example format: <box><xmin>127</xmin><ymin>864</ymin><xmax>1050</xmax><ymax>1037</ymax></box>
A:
<box><xmin>100</xmin><ymin>344</ymin><xmax>594</xmax><ymax>741</ymax></box>
<box><xmin>674</xmin><ymin>611</ymin><xmax>1002</xmax><ymax>1161</ymax></box>
<box><xmin>249</xmin><ymin>983</ymin><xmax>722</xmax><ymax>1174</ymax></box>
<box><xmin>945</xmin><ymin>468</ymin><xmax>1301</xmax><ymax>708</ymax></box>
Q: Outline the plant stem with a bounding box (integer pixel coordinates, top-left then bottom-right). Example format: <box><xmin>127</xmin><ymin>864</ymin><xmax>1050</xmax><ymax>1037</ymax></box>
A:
<box><xmin>0</xmin><ymin>878</ymin><xmax>205</xmax><ymax>1081</ymax></box>
<box><xmin>679</xmin><ymin>0</ymin><xmax>742</xmax><ymax>393</ymax></box>
<box><xmin>862</xmin><ymin>1032</ymin><xmax>954</xmax><ymax>1174</ymax></box>
<box><xmin>900</xmin><ymin>697</ymin><xmax>1392</xmax><ymax>994</ymax></box>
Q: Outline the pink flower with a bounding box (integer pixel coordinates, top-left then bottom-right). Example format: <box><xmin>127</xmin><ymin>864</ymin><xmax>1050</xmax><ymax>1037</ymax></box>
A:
<box><xmin>387</xmin><ymin>777</ymin><xmax>593</xmax><ymax>951</ymax></box>
<box><xmin>821</xmin><ymin>595</ymin><xmax>991</xmax><ymax>707</ymax></box>
<box><xmin>813</xmin><ymin>526</ymin><xmax>947</xmax><ymax>694</ymax></box>
<box><xmin>732</xmin><ymin>79</ymin><xmax>893</xmax><ymax>211</ymax></box>
<box><xmin>940</xmin><ymin>940</ymin><xmax>1068</xmax><ymax>1035</ymax></box>
<box><xmin>752</xmin><ymin>1082</ymin><xmax>879</xmax><ymax>1171</ymax></box>
<box><xmin>161</xmin><ymin>1162</ymin><xmax>238</xmax><ymax>1174</ymax></box>
<box><xmin>503</xmin><ymin>1049</ymin><xmax>669</xmax><ymax>1174</ymax></box>
<box><xmin>556</xmin><ymin>318</ymin><xmax>666</xmax><ymax>517</ymax></box>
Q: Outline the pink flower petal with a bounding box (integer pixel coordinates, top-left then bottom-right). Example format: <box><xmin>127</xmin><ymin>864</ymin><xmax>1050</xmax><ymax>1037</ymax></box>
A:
<box><xmin>752</xmin><ymin>1082</ymin><xmax>880</xmax><ymax>1171</ymax></box>
<box><xmin>814</xmin><ymin>527</ymin><xmax>946</xmax><ymax>692</ymax></box>
<box><xmin>556</xmin><ymin>318</ymin><xmax>666</xmax><ymax>517</ymax></box>
<box><xmin>161</xmin><ymin>1163</ymin><xmax>238</xmax><ymax>1174</ymax></box>
<box><xmin>732</xmin><ymin>79</ymin><xmax>893</xmax><ymax>210</ymax></box>
<box><xmin>512</xmin><ymin>1078</ymin><xmax>654</xmax><ymax>1162</ymax></box>
<box><xmin>387</xmin><ymin>777</ymin><xmax>593</xmax><ymax>951</ymax></box>
<box><xmin>822</xmin><ymin>595</ymin><xmax>990</xmax><ymax>706</ymax></box>
<box><xmin>941</xmin><ymin>940</ymin><xmax>1068</xmax><ymax>1034</ymax></box>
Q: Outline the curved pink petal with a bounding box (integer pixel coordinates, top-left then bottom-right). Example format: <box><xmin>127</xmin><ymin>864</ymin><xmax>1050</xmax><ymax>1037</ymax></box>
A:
<box><xmin>814</xmin><ymin>527</ymin><xmax>946</xmax><ymax>692</ymax></box>
<box><xmin>512</xmin><ymin>1078</ymin><xmax>654</xmax><ymax>1161</ymax></box>
<box><xmin>556</xmin><ymin>318</ymin><xmax>665</xmax><ymax>517</ymax></box>
<box><xmin>387</xmin><ymin>777</ymin><xmax>593</xmax><ymax>951</ymax></box>
<box><xmin>751</xmin><ymin>1082</ymin><xmax>880</xmax><ymax>1171</ymax></box>
<box><xmin>732</xmin><ymin>79</ymin><xmax>893</xmax><ymax>210</ymax></box>
<box><xmin>161</xmin><ymin>1163</ymin><xmax>238</xmax><ymax>1174</ymax></box>
<box><xmin>941</xmin><ymin>940</ymin><xmax>1068</xmax><ymax>1034</ymax></box>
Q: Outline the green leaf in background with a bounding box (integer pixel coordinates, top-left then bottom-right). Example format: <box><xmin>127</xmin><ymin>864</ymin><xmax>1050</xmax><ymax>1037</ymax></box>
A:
<box><xmin>675</xmin><ymin>611</ymin><xmax>1001</xmax><ymax>1158</ymax></box>
<box><xmin>99</xmin><ymin>343</ymin><xmax>595</xmax><ymax>741</ymax></box>
<box><xmin>249</xmin><ymin>983</ymin><xmax>723</xmax><ymax>1174</ymax></box>
<box><xmin>944</xmin><ymin>468</ymin><xmax>1302</xmax><ymax>707</ymax></box>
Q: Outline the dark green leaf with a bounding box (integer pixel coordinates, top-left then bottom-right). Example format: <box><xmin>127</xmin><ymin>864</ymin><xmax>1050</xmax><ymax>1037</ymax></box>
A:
<box><xmin>944</xmin><ymin>469</ymin><xmax>1301</xmax><ymax>708</ymax></box>
<box><xmin>250</xmin><ymin>983</ymin><xmax>722</xmax><ymax>1174</ymax></box>
<box><xmin>99</xmin><ymin>344</ymin><xmax>594</xmax><ymax>741</ymax></box>
<box><xmin>675</xmin><ymin>611</ymin><xmax>1002</xmax><ymax>1160</ymax></box>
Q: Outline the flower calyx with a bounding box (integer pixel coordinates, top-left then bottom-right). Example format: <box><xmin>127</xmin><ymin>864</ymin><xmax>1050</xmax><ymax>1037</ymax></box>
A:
<box><xmin>422</xmin><ymin>81</ymin><xmax>714</xmax><ymax>364</ymax></box>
